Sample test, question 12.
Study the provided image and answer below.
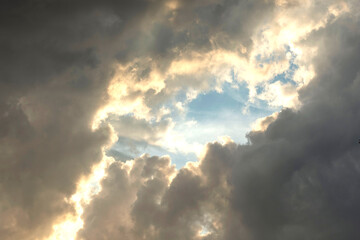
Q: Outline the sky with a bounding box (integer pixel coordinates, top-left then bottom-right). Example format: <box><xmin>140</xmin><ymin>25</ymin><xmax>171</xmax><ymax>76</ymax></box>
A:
<box><xmin>1</xmin><ymin>0</ymin><xmax>360</xmax><ymax>240</ymax></box>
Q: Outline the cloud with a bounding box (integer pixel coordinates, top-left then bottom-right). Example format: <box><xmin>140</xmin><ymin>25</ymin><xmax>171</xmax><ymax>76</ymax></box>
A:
<box><xmin>94</xmin><ymin>0</ymin><xmax>350</xmax><ymax>132</ymax></box>
<box><xmin>109</xmin><ymin>114</ymin><xmax>172</xmax><ymax>144</ymax></box>
<box><xmin>1</xmin><ymin>0</ymin><xmax>360</xmax><ymax>240</ymax></box>
<box><xmin>0</xmin><ymin>0</ymin><xmax>161</xmax><ymax>239</ymax></box>
<box><xmin>79</xmin><ymin>5</ymin><xmax>360</xmax><ymax>240</ymax></box>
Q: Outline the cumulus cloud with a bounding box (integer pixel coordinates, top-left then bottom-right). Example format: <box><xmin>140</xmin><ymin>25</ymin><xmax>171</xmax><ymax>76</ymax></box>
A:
<box><xmin>79</xmin><ymin>4</ymin><xmax>360</xmax><ymax>240</ymax></box>
<box><xmin>0</xmin><ymin>0</ymin><xmax>160</xmax><ymax>239</ymax></box>
<box><xmin>1</xmin><ymin>0</ymin><xmax>360</xmax><ymax>240</ymax></box>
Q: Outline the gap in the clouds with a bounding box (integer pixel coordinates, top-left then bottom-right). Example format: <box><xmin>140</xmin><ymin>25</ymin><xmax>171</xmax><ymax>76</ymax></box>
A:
<box><xmin>106</xmin><ymin>52</ymin><xmax>304</xmax><ymax>168</ymax></box>
<box><xmin>269</xmin><ymin>49</ymin><xmax>299</xmax><ymax>85</ymax></box>
<box><xmin>256</xmin><ymin>47</ymin><xmax>299</xmax><ymax>96</ymax></box>
<box><xmin>269</xmin><ymin>64</ymin><xmax>298</xmax><ymax>85</ymax></box>
<box><xmin>106</xmin><ymin>137</ymin><xmax>197</xmax><ymax>168</ymax></box>
<box><xmin>182</xmin><ymin>81</ymin><xmax>277</xmax><ymax>144</ymax></box>
<box><xmin>106</xmin><ymin>80</ymin><xmax>283</xmax><ymax>169</ymax></box>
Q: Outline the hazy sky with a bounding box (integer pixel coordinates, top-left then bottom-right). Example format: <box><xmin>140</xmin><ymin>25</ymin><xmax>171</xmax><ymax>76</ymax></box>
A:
<box><xmin>1</xmin><ymin>0</ymin><xmax>360</xmax><ymax>240</ymax></box>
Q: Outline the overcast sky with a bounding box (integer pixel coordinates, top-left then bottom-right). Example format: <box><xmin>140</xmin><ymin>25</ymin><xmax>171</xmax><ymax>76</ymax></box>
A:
<box><xmin>1</xmin><ymin>0</ymin><xmax>360</xmax><ymax>240</ymax></box>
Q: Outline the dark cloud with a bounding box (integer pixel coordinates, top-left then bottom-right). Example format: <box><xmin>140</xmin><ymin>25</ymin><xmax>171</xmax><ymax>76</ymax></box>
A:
<box><xmin>2</xmin><ymin>0</ymin><xmax>360</xmax><ymax>240</ymax></box>
<box><xmin>109</xmin><ymin>0</ymin><xmax>278</xmax><ymax>112</ymax></box>
<box><xmin>0</xmin><ymin>0</ymin><xmax>163</xmax><ymax>239</ymax></box>
<box><xmin>221</xmin><ymin>15</ymin><xmax>360</xmax><ymax>240</ymax></box>
<box><xmin>79</xmin><ymin>11</ymin><xmax>360</xmax><ymax>240</ymax></box>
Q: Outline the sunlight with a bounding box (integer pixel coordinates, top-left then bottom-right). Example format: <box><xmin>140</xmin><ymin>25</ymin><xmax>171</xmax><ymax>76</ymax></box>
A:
<box><xmin>46</xmin><ymin>154</ymin><xmax>114</xmax><ymax>240</ymax></box>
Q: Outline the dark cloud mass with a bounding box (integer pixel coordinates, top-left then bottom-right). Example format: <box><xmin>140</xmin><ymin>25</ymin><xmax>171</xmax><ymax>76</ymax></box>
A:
<box><xmin>1</xmin><ymin>0</ymin><xmax>360</xmax><ymax>240</ymax></box>
<box><xmin>80</xmin><ymin>12</ymin><xmax>360</xmax><ymax>240</ymax></box>
<box><xmin>0</xmin><ymin>0</ymin><xmax>158</xmax><ymax>239</ymax></box>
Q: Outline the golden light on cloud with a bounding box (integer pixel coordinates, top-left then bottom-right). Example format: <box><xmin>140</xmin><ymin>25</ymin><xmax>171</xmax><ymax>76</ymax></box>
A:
<box><xmin>252</xmin><ymin>112</ymin><xmax>280</xmax><ymax>132</ymax></box>
<box><xmin>91</xmin><ymin>7</ymin><xmax>328</xmax><ymax>157</ymax></box>
<box><xmin>49</xmin><ymin>3</ymin><xmax>353</xmax><ymax>239</ymax></box>
<box><xmin>92</xmin><ymin>0</ymin><xmax>350</xmax><ymax>136</ymax></box>
<box><xmin>92</xmin><ymin>60</ymin><xmax>164</xmax><ymax>130</ymax></box>
<box><xmin>46</xmin><ymin>154</ymin><xmax>114</xmax><ymax>240</ymax></box>
<box><xmin>165</xmin><ymin>0</ymin><xmax>178</xmax><ymax>10</ymax></box>
<box><xmin>3</xmin><ymin>0</ymin><xmax>360</xmax><ymax>239</ymax></box>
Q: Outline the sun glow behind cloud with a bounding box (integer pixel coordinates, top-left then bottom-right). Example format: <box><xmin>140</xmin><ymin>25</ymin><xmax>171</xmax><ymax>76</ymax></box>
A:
<box><xmin>45</xmin><ymin>1</ymin><xmax>351</xmax><ymax>239</ymax></box>
<box><xmin>46</xmin><ymin>124</ymin><xmax>118</xmax><ymax>240</ymax></box>
<box><xmin>91</xmin><ymin>1</ymin><xmax>348</xmax><ymax>161</ymax></box>
<box><xmin>2</xmin><ymin>0</ymin><xmax>360</xmax><ymax>239</ymax></box>
<box><xmin>46</xmin><ymin>155</ymin><xmax>114</xmax><ymax>240</ymax></box>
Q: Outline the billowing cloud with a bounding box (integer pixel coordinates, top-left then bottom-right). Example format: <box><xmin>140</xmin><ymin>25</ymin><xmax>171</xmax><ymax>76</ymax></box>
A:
<box><xmin>0</xmin><ymin>0</ymin><xmax>159</xmax><ymax>239</ymax></box>
<box><xmin>79</xmin><ymin>4</ymin><xmax>360</xmax><ymax>240</ymax></box>
<box><xmin>1</xmin><ymin>0</ymin><xmax>360</xmax><ymax>240</ymax></box>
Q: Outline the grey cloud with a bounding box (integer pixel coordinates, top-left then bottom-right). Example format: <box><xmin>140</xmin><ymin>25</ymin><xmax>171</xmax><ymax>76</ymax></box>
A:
<box><xmin>227</xmin><ymin>15</ymin><xmax>360</xmax><ymax>240</ymax></box>
<box><xmin>0</xmin><ymin>0</ymin><xmax>163</xmax><ymax>239</ymax></box>
<box><xmin>78</xmin><ymin>155</ymin><xmax>177</xmax><ymax>240</ymax></box>
<box><xmin>0</xmin><ymin>67</ymin><xmax>113</xmax><ymax>240</ymax></box>
<box><xmin>111</xmin><ymin>0</ymin><xmax>279</xmax><ymax>112</ymax></box>
<box><xmin>3</xmin><ymin>1</ymin><xmax>360</xmax><ymax>240</ymax></box>
<box><xmin>78</xmin><ymin>150</ymin><xmax>231</xmax><ymax>240</ymax></box>
<box><xmin>79</xmin><ymin>9</ymin><xmax>360</xmax><ymax>240</ymax></box>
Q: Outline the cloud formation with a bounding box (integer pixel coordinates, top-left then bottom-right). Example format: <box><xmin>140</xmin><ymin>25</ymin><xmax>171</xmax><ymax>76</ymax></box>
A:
<box><xmin>1</xmin><ymin>0</ymin><xmax>360</xmax><ymax>240</ymax></box>
<box><xmin>0</xmin><ymin>0</ymin><xmax>158</xmax><ymax>238</ymax></box>
<box><xmin>80</xmin><ymin>3</ymin><xmax>360</xmax><ymax>240</ymax></box>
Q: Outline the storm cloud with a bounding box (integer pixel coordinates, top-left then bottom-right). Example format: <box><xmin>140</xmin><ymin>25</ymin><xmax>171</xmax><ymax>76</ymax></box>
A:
<box><xmin>1</xmin><ymin>0</ymin><xmax>360</xmax><ymax>240</ymax></box>
<box><xmin>80</xmin><ymin>6</ymin><xmax>360</xmax><ymax>240</ymax></box>
<box><xmin>0</xmin><ymin>0</ymin><xmax>157</xmax><ymax>239</ymax></box>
